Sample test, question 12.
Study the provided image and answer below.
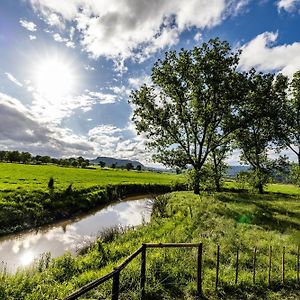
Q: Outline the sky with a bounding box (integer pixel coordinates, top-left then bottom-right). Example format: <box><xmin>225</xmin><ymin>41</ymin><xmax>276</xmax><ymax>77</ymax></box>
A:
<box><xmin>0</xmin><ymin>0</ymin><xmax>300</xmax><ymax>166</ymax></box>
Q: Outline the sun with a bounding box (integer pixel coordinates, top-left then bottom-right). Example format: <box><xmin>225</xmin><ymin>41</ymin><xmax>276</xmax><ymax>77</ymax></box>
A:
<box><xmin>34</xmin><ymin>56</ymin><xmax>75</xmax><ymax>101</ymax></box>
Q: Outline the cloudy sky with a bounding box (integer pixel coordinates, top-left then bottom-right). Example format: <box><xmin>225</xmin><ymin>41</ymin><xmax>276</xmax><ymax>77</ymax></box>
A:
<box><xmin>1</xmin><ymin>0</ymin><xmax>300</xmax><ymax>165</ymax></box>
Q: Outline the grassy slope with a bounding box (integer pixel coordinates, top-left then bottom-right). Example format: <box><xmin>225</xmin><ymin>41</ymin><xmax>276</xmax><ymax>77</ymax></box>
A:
<box><xmin>0</xmin><ymin>163</ymin><xmax>177</xmax><ymax>192</ymax></box>
<box><xmin>1</xmin><ymin>187</ymin><xmax>299</xmax><ymax>299</ymax></box>
<box><xmin>0</xmin><ymin>163</ymin><xmax>182</xmax><ymax>235</ymax></box>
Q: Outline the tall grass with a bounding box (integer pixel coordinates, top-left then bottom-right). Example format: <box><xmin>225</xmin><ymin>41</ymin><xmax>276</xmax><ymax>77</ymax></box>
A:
<box><xmin>0</xmin><ymin>189</ymin><xmax>299</xmax><ymax>299</ymax></box>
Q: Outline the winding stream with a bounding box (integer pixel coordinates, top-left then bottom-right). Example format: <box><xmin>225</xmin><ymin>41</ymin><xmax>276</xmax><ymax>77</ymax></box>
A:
<box><xmin>0</xmin><ymin>194</ymin><xmax>154</xmax><ymax>273</ymax></box>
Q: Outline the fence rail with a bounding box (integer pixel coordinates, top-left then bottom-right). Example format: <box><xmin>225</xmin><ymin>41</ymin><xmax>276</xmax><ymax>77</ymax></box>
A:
<box><xmin>64</xmin><ymin>242</ymin><xmax>300</xmax><ymax>300</ymax></box>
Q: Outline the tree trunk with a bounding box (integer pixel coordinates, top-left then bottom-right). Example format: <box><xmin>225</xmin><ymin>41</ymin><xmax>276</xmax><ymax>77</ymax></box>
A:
<box><xmin>257</xmin><ymin>182</ymin><xmax>264</xmax><ymax>194</ymax></box>
<box><xmin>193</xmin><ymin>170</ymin><xmax>201</xmax><ymax>195</ymax></box>
<box><xmin>215</xmin><ymin>176</ymin><xmax>221</xmax><ymax>192</ymax></box>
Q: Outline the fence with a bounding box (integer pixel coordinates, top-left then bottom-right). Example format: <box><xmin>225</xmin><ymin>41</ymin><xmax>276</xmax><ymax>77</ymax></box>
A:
<box><xmin>64</xmin><ymin>243</ymin><xmax>300</xmax><ymax>300</ymax></box>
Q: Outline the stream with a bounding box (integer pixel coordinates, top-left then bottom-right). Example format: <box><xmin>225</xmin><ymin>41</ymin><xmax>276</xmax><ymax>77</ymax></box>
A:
<box><xmin>0</xmin><ymin>194</ymin><xmax>154</xmax><ymax>273</ymax></box>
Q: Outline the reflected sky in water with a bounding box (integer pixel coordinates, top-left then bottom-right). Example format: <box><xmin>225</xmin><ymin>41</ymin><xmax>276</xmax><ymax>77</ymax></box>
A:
<box><xmin>0</xmin><ymin>196</ymin><xmax>153</xmax><ymax>272</ymax></box>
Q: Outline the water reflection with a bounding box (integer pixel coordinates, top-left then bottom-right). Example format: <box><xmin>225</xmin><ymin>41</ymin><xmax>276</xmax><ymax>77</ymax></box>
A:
<box><xmin>0</xmin><ymin>196</ymin><xmax>153</xmax><ymax>273</ymax></box>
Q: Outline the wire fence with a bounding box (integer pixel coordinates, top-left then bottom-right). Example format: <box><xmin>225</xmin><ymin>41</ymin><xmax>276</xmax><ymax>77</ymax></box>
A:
<box><xmin>64</xmin><ymin>243</ymin><xmax>300</xmax><ymax>300</ymax></box>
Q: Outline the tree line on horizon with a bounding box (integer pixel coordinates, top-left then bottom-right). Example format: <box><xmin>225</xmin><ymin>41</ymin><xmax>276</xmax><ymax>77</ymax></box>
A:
<box><xmin>130</xmin><ymin>38</ymin><xmax>300</xmax><ymax>194</ymax></box>
<box><xmin>0</xmin><ymin>150</ymin><xmax>142</xmax><ymax>171</ymax></box>
<box><xmin>0</xmin><ymin>150</ymin><xmax>91</xmax><ymax>168</ymax></box>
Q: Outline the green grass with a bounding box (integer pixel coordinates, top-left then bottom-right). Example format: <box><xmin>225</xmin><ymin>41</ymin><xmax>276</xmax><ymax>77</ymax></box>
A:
<box><xmin>1</xmin><ymin>186</ymin><xmax>300</xmax><ymax>299</ymax></box>
<box><xmin>0</xmin><ymin>163</ymin><xmax>178</xmax><ymax>192</ymax></box>
<box><xmin>0</xmin><ymin>163</ymin><xmax>183</xmax><ymax>235</ymax></box>
<box><xmin>225</xmin><ymin>180</ymin><xmax>300</xmax><ymax>195</ymax></box>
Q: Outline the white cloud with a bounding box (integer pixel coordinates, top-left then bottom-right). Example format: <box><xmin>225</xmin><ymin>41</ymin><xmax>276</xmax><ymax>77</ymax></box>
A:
<box><xmin>29</xmin><ymin>0</ymin><xmax>248</xmax><ymax>67</ymax></box>
<box><xmin>19</xmin><ymin>19</ymin><xmax>37</xmax><ymax>32</ymax></box>
<box><xmin>239</xmin><ymin>31</ymin><xmax>300</xmax><ymax>76</ymax></box>
<box><xmin>128</xmin><ymin>76</ymin><xmax>152</xmax><ymax>89</ymax></box>
<box><xmin>0</xmin><ymin>92</ymin><xmax>93</xmax><ymax>157</ymax></box>
<box><xmin>87</xmin><ymin>91</ymin><xmax>118</xmax><ymax>104</ymax></box>
<box><xmin>52</xmin><ymin>33</ymin><xmax>75</xmax><ymax>48</ymax></box>
<box><xmin>84</xmin><ymin>64</ymin><xmax>95</xmax><ymax>71</ymax></box>
<box><xmin>53</xmin><ymin>33</ymin><xmax>68</xmax><ymax>42</ymax></box>
<box><xmin>194</xmin><ymin>32</ymin><xmax>202</xmax><ymax>42</ymax></box>
<box><xmin>277</xmin><ymin>0</ymin><xmax>300</xmax><ymax>11</ymax></box>
<box><xmin>29</xmin><ymin>35</ymin><xmax>37</xmax><ymax>40</ymax></box>
<box><xmin>5</xmin><ymin>72</ymin><xmax>23</xmax><ymax>87</ymax></box>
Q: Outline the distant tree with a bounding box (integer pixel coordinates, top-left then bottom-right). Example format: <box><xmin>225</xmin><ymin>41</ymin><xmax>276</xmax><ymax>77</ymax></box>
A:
<box><xmin>0</xmin><ymin>151</ymin><xmax>7</xmax><ymax>161</ymax></box>
<box><xmin>98</xmin><ymin>161</ymin><xmax>106</xmax><ymax>168</ymax></box>
<box><xmin>6</xmin><ymin>150</ymin><xmax>20</xmax><ymax>163</ymax></box>
<box><xmin>111</xmin><ymin>163</ymin><xmax>116</xmax><ymax>169</ymax></box>
<box><xmin>126</xmin><ymin>162</ymin><xmax>134</xmax><ymax>171</ymax></box>
<box><xmin>71</xmin><ymin>159</ymin><xmax>78</xmax><ymax>167</ymax></box>
<box><xmin>59</xmin><ymin>159</ymin><xmax>70</xmax><ymax>166</ymax></box>
<box><xmin>175</xmin><ymin>167</ymin><xmax>181</xmax><ymax>174</ymax></box>
<box><xmin>40</xmin><ymin>156</ymin><xmax>51</xmax><ymax>164</ymax></box>
<box><xmin>81</xmin><ymin>161</ymin><xmax>88</xmax><ymax>168</ymax></box>
<box><xmin>235</xmin><ymin>71</ymin><xmax>288</xmax><ymax>193</ymax></box>
<box><xmin>35</xmin><ymin>155</ymin><xmax>42</xmax><ymax>162</ymax></box>
<box><xmin>77</xmin><ymin>156</ymin><xmax>85</xmax><ymax>165</ymax></box>
<box><xmin>136</xmin><ymin>165</ymin><xmax>142</xmax><ymax>171</ymax></box>
<box><xmin>51</xmin><ymin>158</ymin><xmax>59</xmax><ymax>164</ymax></box>
<box><xmin>208</xmin><ymin>143</ymin><xmax>230</xmax><ymax>192</ymax></box>
<box><xmin>20</xmin><ymin>152</ymin><xmax>31</xmax><ymax>164</ymax></box>
<box><xmin>130</xmin><ymin>38</ymin><xmax>244</xmax><ymax>194</ymax></box>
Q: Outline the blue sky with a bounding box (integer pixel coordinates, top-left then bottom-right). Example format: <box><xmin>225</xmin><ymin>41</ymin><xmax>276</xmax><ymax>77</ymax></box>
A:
<box><xmin>0</xmin><ymin>0</ymin><xmax>300</xmax><ymax>165</ymax></box>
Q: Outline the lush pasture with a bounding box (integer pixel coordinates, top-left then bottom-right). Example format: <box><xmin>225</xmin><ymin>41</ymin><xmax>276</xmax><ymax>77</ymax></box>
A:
<box><xmin>0</xmin><ymin>163</ymin><xmax>178</xmax><ymax>192</ymax></box>
<box><xmin>0</xmin><ymin>163</ymin><xmax>182</xmax><ymax>235</ymax></box>
<box><xmin>1</xmin><ymin>187</ymin><xmax>299</xmax><ymax>299</ymax></box>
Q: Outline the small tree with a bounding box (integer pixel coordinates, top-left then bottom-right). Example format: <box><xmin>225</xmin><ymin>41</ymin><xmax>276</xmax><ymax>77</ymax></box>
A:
<box><xmin>126</xmin><ymin>162</ymin><xmax>134</xmax><ymax>171</ymax></box>
<box><xmin>20</xmin><ymin>152</ymin><xmax>31</xmax><ymax>164</ymax></box>
<box><xmin>98</xmin><ymin>161</ymin><xmax>106</xmax><ymax>168</ymax></box>
<box><xmin>130</xmin><ymin>38</ymin><xmax>244</xmax><ymax>194</ymax></box>
<box><xmin>235</xmin><ymin>71</ymin><xmax>288</xmax><ymax>193</ymax></box>
<box><xmin>136</xmin><ymin>165</ymin><xmax>142</xmax><ymax>171</ymax></box>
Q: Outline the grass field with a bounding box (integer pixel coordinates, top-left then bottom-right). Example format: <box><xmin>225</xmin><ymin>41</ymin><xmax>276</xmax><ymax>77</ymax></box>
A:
<box><xmin>1</xmin><ymin>186</ymin><xmax>299</xmax><ymax>299</ymax></box>
<box><xmin>0</xmin><ymin>163</ymin><xmax>183</xmax><ymax>235</ymax></box>
<box><xmin>0</xmin><ymin>163</ymin><xmax>178</xmax><ymax>192</ymax></box>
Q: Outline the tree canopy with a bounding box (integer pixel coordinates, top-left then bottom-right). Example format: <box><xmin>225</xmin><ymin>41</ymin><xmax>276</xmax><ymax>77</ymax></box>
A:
<box><xmin>130</xmin><ymin>38</ymin><xmax>245</xmax><ymax>194</ymax></box>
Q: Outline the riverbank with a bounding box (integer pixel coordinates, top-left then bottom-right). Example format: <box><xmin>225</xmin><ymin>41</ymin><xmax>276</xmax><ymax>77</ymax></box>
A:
<box><xmin>1</xmin><ymin>189</ymin><xmax>299</xmax><ymax>299</ymax></box>
<box><xmin>0</xmin><ymin>163</ymin><xmax>185</xmax><ymax>236</ymax></box>
<box><xmin>0</xmin><ymin>194</ymin><xmax>155</xmax><ymax>273</ymax></box>
<box><xmin>0</xmin><ymin>182</ymin><xmax>185</xmax><ymax>236</ymax></box>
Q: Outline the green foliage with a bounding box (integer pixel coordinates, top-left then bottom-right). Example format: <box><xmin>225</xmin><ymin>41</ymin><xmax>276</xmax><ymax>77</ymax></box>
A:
<box><xmin>1</xmin><ymin>188</ymin><xmax>300</xmax><ymax>299</ymax></box>
<box><xmin>291</xmin><ymin>164</ymin><xmax>300</xmax><ymax>186</ymax></box>
<box><xmin>275</xmin><ymin>70</ymin><xmax>300</xmax><ymax>168</ymax></box>
<box><xmin>235</xmin><ymin>71</ymin><xmax>288</xmax><ymax>194</ymax></box>
<box><xmin>0</xmin><ymin>163</ymin><xmax>184</xmax><ymax>235</ymax></box>
<box><xmin>130</xmin><ymin>38</ymin><xmax>244</xmax><ymax>194</ymax></box>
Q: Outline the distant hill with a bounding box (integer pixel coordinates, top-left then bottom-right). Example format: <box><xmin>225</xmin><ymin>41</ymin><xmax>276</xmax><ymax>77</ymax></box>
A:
<box><xmin>226</xmin><ymin>165</ymin><xmax>250</xmax><ymax>177</ymax></box>
<box><xmin>90</xmin><ymin>157</ymin><xmax>145</xmax><ymax>169</ymax></box>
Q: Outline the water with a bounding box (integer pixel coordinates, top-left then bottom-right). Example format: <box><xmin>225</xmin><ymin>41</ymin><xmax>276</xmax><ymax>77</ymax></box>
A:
<box><xmin>0</xmin><ymin>194</ymin><xmax>154</xmax><ymax>273</ymax></box>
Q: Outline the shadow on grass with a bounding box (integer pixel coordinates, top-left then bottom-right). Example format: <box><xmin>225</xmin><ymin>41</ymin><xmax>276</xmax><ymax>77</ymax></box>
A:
<box><xmin>214</xmin><ymin>192</ymin><xmax>300</xmax><ymax>233</ymax></box>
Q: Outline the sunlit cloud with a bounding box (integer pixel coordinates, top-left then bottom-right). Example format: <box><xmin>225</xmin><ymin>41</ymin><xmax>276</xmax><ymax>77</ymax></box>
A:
<box><xmin>29</xmin><ymin>0</ymin><xmax>248</xmax><ymax>69</ymax></box>
<box><xmin>19</xmin><ymin>19</ymin><xmax>37</xmax><ymax>31</ymax></box>
<box><xmin>239</xmin><ymin>31</ymin><xmax>300</xmax><ymax>77</ymax></box>
<box><xmin>5</xmin><ymin>72</ymin><xmax>23</xmax><ymax>87</ymax></box>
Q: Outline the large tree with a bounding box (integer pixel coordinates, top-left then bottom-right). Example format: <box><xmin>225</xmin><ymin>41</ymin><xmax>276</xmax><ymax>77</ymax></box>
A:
<box><xmin>276</xmin><ymin>70</ymin><xmax>300</xmax><ymax>166</ymax></box>
<box><xmin>235</xmin><ymin>71</ymin><xmax>288</xmax><ymax>194</ymax></box>
<box><xmin>130</xmin><ymin>38</ymin><xmax>244</xmax><ymax>194</ymax></box>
